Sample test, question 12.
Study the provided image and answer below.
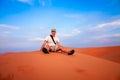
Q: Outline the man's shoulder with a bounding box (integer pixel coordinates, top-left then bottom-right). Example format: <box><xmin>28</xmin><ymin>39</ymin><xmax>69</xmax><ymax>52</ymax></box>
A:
<box><xmin>55</xmin><ymin>35</ymin><xmax>59</xmax><ymax>38</ymax></box>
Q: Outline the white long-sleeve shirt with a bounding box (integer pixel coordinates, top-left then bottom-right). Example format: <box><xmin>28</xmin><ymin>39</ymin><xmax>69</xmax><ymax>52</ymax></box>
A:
<box><xmin>45</xmin><ymin>35</ymin><xmax>60</xmax><ymax>46</ymax></box>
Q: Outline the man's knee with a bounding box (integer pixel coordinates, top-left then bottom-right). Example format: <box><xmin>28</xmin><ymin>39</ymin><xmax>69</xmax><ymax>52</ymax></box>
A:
<box><xmin>45</xmin><ymin>45</ymin><xmax>50</xmax><ymax>50</ymax></box>
<box><xmin>59</xmin><ymin>46</ymin><xmax>64</xmax><ymax>50</ymax></box>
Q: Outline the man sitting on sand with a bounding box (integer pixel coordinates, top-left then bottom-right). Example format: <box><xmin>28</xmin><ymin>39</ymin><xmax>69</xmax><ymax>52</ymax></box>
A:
<box><xmin>40</xmin><ymin>28</ymin><xmax>74</xmax><ymax>55</ymax></box>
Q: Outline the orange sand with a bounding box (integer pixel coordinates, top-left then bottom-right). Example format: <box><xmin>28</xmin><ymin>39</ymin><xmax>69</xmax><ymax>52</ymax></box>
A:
<box><xmin>0</xmin><ymin>46</ymin><xmax>120</xmax><ymax>80</ymax></box>
<box><xmin>74</xmin><ymin>46</ymin><xmax>120</xmax><ymax>63</ymax></box>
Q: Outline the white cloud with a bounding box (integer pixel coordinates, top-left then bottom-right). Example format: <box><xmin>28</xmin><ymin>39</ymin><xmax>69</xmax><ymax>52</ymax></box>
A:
<box><xmin>58</xmin><ymin>28</ymin><xmax>82</xmax><ymax>38</ymax></box>
<box><xmin>39</xmin><ymin>0</ymin><xmax>45</xmax><ymax>6</ymax></box>
<box><xmin>93</xmin><ymin>19</ymin><xmax>120</xmax><ymax>30</ymax></box>
<box><xmin>38</xmin><ymin>0</ymin><xmax>52</xmax><ymax>6</ymax></box>
<box><xmin>72</xmin><ymin>28</ymin><xmax>81</xmax><ymax>34</ymax></box>
<box><xmin>0</xmin><ymin>24</ymin><xmax>20</xmax><ymax>30</ymax></box>
<box><xmin>3</xmin><ymin>31</ymin><xmax>11</xmax><ymax>34</ymax></box>
<box><xmin>18</xmin><ymin>0</ymin><xmax>52</xmax><ymax>6</ymax></box>
<box><xmin>64</xmin><ymin>14</ymin><xmax>83</xmax><ymax>19</ymax></box>
<box><xmin>58</xmin><ymin>33</ymin><xmax>72</xmax><ymax>38</ymax></box>
<box><xmin>93</xmin><ymin>33</ymin><xmax>120</xmax><ymax>42</ymax></box>
<box><xmin>28</xmin><ymin>37</ymin><xmax>44</xmax><ymax>41</ymax></box>
<box><xmin>18</xmin><ymin>0</ymin><xmax>33</xmax><ymax>4</ymax></box>
<box><xmin>63</xmin><ymin>14</ymin><xmax>87</xmax><ymax>23</ymax></box>
<box><xmin>112</xmin><ymin>33</ymin><xmax>120</xmax><ymax>37</ymax></box>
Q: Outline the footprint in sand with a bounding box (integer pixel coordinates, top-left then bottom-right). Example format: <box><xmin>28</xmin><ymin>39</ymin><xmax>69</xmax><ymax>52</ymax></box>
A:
<box><xmin>0</xmin><ymin>73</ymin><xmax>14</xmax><ymax>80</ymax></box>
<box><xmin>17</xmin><ymin>65</ymin><xmax>35</xmax><ymax>74</ymax></box>
<box><xmin>75</xmin><ymin>68</ymin><xmax>85</xmax><ymax>73</ymax></box>
<box><xmin>74</xmin><ymin>68</ymin><xmax>97</xmax><ymax>80</ymax></box>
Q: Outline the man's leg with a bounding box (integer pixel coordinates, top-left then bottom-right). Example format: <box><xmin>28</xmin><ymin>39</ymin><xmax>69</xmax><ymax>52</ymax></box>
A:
<box><xmin>46</xmin><ymin>45</ymin><xmax>51</xmax><ymax>51</ymax></box>
<box><xmin>42</xmin><ymin>45</ymin><xmax>51</xmax><ymax>53</ymax></box>
<box><xmin>57</xmin><ymin>46</ymin><xmax>75</xmax><ymax>55</ymax></box>
<box><xmin>57</xmin><ymin>46</ymin><xmax>68</xmax><ymax>53</ymax></box>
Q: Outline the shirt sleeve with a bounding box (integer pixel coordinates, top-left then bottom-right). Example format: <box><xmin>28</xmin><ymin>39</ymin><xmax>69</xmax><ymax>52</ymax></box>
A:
<box><xmin>56</xmin><ymin>36</ymin><xmax>60</xmax><ymax>43</ymax></box>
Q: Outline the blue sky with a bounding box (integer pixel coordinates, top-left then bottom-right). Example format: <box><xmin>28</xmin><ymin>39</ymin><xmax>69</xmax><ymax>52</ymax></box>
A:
<box><xmin>0</xmin><ymin>0</ymin><xmax>120</xmax><ymax>53</ymax></box>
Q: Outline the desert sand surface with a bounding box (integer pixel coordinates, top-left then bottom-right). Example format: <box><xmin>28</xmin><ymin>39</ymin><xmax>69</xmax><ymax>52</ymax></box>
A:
<box><xmin>0</xmin><ymin>46</ymin><xmax>120</xmax><ymax>80</ymax></box>
<box><xmin>74</xmin><ymin>46</ymin><xmax>120</xmax><ymax>64</ymax></box>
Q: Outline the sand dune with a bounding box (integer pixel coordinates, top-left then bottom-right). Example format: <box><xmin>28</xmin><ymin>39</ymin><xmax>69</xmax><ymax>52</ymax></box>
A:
<box><xmin>74</xmin><ymin>46</ymin><xmax>120</xmax><ymax>64</ymax></box>
<box><xmin>0</xmin><ymin>46</ymin><xmax>120</xmax><ymax>80</ymax></box>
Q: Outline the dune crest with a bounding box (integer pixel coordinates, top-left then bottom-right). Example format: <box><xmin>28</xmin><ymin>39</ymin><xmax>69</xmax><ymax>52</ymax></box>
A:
<box><xmin>74</xmin><ymin>46</ymin><xmax>120</xmax><ymax>63</ymax></box>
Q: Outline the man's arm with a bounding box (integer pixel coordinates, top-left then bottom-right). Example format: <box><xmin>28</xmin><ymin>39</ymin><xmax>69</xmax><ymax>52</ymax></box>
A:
<box><xmin>40</xmin><ymin>40</ymin><xmax>47</xmax><ymax>51</ymax></box>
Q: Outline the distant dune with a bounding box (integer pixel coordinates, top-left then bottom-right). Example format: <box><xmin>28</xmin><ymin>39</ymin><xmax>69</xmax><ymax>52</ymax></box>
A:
<box><xmin>74</xmin><ymin>46</ymin><xmax>120</xmax><ymax>64</ymax></box>
<box><xmin>0</xmin><ymin>46</ymin><xmax>120</xmax><ymax>80</ymax></box>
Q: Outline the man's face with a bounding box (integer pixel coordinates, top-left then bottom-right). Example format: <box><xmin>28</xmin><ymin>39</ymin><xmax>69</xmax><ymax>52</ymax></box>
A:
<box><xmin>51</xmin><ymin>31</ymin><xmax>56</xmax><ymax>36</ymax></box>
